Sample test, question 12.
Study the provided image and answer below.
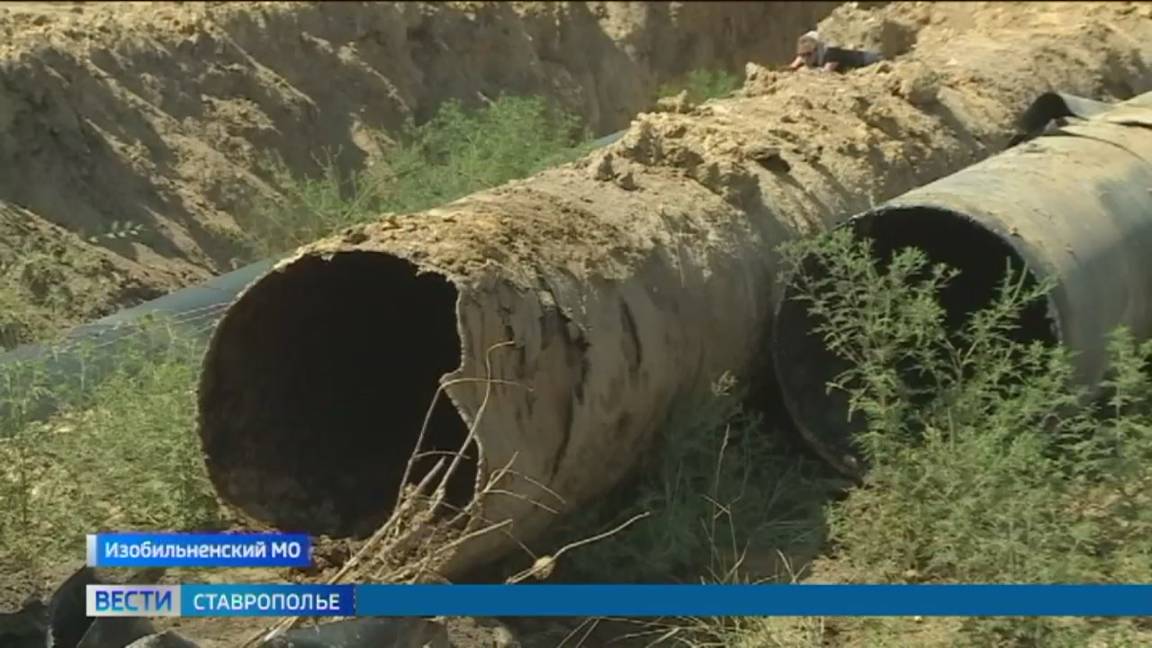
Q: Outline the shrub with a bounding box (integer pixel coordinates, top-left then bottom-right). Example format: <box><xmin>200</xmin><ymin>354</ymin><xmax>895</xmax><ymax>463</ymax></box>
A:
<box><xmin>777</xmin><ymin>228</ymin><xmax>1152</xmax><ymax>643</ymax></box>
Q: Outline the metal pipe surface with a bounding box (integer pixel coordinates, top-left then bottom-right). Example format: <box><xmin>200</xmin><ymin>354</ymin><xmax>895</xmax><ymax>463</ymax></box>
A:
<box><xmin>773</xmin><ymin>93</ymin><xmax>1152</xmax><ymax>473</ymax></box>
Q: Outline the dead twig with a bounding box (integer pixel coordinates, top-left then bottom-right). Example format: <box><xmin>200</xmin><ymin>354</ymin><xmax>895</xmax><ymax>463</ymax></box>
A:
<box><xmin>505</xmin><ymin>511</ymin><xmax>651</xmax><ymax>583</ymax></box>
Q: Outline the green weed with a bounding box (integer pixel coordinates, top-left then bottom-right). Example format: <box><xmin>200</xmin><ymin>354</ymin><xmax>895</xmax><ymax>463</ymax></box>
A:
<box><xmin>241</xmin><ymin>95</ymin><xmax>592</xmax><ymax>257</ymax></box>
<box><xmin>0</xmin><ymin>319</ymin><xmax>222</xmax><ymax>572</ymax></box>
<box><xmin>776</xmin><ymin>228</ymin><xmax>1152</xmax><ymax>645</ymax></box>
<box><xmin>548</xmin><ymin>225</ymin><xmax>1152</xmax><ymax>646</ymax></box>
<box><xmin>553</xmin><ymin>374</ymin><xmax>834</xmax><ymax>586</ymax></box>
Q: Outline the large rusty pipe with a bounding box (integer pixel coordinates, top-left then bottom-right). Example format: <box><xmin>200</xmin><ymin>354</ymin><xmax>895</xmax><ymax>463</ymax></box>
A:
<box><xmin>772</xmin><ymin>93</ymin><xmax>1152</xmax><ymax>472</ymax></box>
<box><xmin>197</xmin><ymin>5</ymin><xmax>1152</xmax><ymax>579</ymax></box>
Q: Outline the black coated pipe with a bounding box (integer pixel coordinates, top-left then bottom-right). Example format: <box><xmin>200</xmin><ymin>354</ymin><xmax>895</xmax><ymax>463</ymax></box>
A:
<box><xmin>0</xmin><ymin>131</ymin><xmax>628</xmax><ymax>429</ymax></box>
<box><xmin>772</xmin><ymin>92</ymin><xmax>1152</xmax><ymax>474</ymax></box>
<box><xmin>1007</xmin><ymin>91</ymin><xmax>1117</xmax><ymax>147</ymax></box>
<box><xmin>0</xmin><ymin>259</ymin><xmax>277</xmax><ymax>428</ymax></box>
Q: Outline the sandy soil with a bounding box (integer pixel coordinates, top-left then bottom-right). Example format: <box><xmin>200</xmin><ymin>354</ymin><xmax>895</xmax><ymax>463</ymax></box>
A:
<box><xmin>0</xmin><ymin>1</ymin><xmax>837</xmax><ymax>340</ymax></box>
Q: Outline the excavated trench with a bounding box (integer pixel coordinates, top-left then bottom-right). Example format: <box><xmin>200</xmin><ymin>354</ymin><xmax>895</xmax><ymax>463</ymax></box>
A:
<box><xmin>199</xmin><ymin>253</ymin><xmax>474</xmax><ymax>537</ymax></box>
<box><xmin>0</xmin><ymin>1</ymin><xmax>843</xmax><ymax>338</ymax></box>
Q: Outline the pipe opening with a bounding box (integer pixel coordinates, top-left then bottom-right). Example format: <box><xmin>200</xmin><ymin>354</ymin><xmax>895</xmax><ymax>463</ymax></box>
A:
<box><xmin>198</xmin><ymin>252</ymin><xmax>475</xmax><ymax>538</ymax></box>
<box><xmin>774</xmin><ymin>206</ymin><xmax>1057</xmax><ymax>467</ymax></box>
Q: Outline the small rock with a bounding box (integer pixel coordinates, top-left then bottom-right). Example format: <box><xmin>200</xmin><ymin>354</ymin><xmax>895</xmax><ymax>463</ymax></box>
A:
<box><xmin>590</xmin><ymin>152</ymin><xmax>614</xmax><ymax>181</ymax></box>
<box><xmin>654</xmin><ymin>90</ymin><xmax>693</xmax><ymax>114</ymax></box>
<box><xmin>615</xmin><ymin>171</ymin><xmax>638</xmax><ymax>191</ymax></box>
<box><xmin>897</xmin><ymin>64</ymin><xmax>939</xmax><ymax>106</ymax></box>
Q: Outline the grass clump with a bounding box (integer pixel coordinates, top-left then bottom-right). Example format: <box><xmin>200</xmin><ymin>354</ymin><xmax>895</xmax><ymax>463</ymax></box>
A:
<box><xmin>554</xmin><ymin>374</ymin><xmax>835</xmax><ymax>586</ymax></box>
<box><xmin>243</xmin><ymin>94</ymin><xmax>593</xmax><ymax>257</ymax></box>
<box><xmin>0</xmin><ymin>319</ymin><xmax>223</xmax><ymax>574</ymax></box>
<box><xmin>0</xmin><ymin>258</ymin><xmax>85</xmax><ymax>351</ymax></box>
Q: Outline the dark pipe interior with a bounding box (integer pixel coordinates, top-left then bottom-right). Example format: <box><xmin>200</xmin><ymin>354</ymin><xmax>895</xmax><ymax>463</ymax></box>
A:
<box><xmin>773</xmin><ymin>206</ymin><xmax>1057</xmax><ymax>466</ymax></box>
<box><xmin>199</xmin><ymin>252</ymin><xmax>474</xmax><ymax>538</ymax></box>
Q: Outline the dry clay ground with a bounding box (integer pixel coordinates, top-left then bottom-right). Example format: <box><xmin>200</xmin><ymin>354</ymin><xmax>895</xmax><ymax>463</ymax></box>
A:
<box><xmin>3</xmin><ymin>1</ymin><xmax>1152</xmax><ymax>647</ymax></box>
<box><xmin>0</xmin><ymin>0</ymin><xmax>836</xmax><ymax>345</ymax></box>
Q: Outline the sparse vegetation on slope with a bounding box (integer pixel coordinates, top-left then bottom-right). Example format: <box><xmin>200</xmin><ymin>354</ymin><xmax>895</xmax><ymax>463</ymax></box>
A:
<box><xmin>241</xmin><ymin>95</ymin><xmax>592</xmax><ymax>258</ymax></box>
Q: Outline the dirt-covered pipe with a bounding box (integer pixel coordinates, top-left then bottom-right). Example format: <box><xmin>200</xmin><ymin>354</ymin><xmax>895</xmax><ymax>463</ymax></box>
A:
<box><xmin>773</xmin><ymin>92</ymin><xmax>1152</xmax><ymax>472</ymax></box>
<box><xmin>198</xmin><ymin>3</ymin><xmax>1152</xmax><ymax>578</ymax></box>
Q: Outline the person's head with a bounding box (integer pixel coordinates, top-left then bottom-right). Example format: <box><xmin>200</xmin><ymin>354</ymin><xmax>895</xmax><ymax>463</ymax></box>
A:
<box><xmin>796</xmin><ymin>31</ymin><xmax>824</xmax><ymax>66</ymax></box>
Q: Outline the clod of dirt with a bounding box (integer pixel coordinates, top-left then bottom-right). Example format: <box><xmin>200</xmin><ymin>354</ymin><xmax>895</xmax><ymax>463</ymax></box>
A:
<box><xmin>894</xmin><ymin>61</ymin><xmax>939</xmax><ymax>105</ymax></box>
<box><xmin>819</xmin><ymin>1</ymin><xmax>920</xmax><ymax>57</ymax></box>
<box><xmin>743</xmin><ymin>143</ymin><xmax>791</xmax><ymax>174</ymax></box>
<box><xmin>589</xmin><ymin>150</ymin><xmax>616</xmax><ymax>181</ymax></box>
<box><xmin>615</xmin><ymin>169</ymin><xmax>639</xmax><ymax>191</ymax></box>
<box><xmin>653</xmin><ymin>89</ymin><xmax>694</xmax><ymax>114</ymax></box>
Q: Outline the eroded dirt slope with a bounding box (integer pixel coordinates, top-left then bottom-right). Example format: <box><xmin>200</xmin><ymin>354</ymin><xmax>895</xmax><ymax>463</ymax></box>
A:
<box><xmin>0</xmin><ymin>1</ymin><xmax>837</xmax><ymax>339</ymax></box>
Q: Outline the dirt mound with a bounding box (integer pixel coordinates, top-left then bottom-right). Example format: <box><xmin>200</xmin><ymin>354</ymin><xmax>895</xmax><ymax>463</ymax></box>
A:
<box><xmin>739</xmin><ymin>1</ymin><xmax>1152</xmax><ymax>205</ymax></box>
<box><xmin>0</xmin><ymin>1</ymin><xmax>837</xmax><ymax>341</ymax></box>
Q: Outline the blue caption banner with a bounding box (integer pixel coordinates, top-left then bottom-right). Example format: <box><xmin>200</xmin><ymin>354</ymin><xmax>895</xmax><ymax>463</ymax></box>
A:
<box><xmin>353</xmin><ymin>584</ymin><xmax>1152</xmax><ymax>617</ymax></box>
<box><xmin>85</xmin><ymin>584</ymin><xmax>1152</xmax><ymax>618</ymax></box>
<box><xmin>87</xmin><ymin>532</ymin><xmax>312</xmax><ymax>568</ymax></box>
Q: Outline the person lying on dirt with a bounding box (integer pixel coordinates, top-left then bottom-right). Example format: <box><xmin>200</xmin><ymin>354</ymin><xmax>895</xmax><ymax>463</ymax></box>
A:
<box><xmin>788</xmin><ymin>31</ymin><xmax>883</xmax><ymax>73</ymax></box>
